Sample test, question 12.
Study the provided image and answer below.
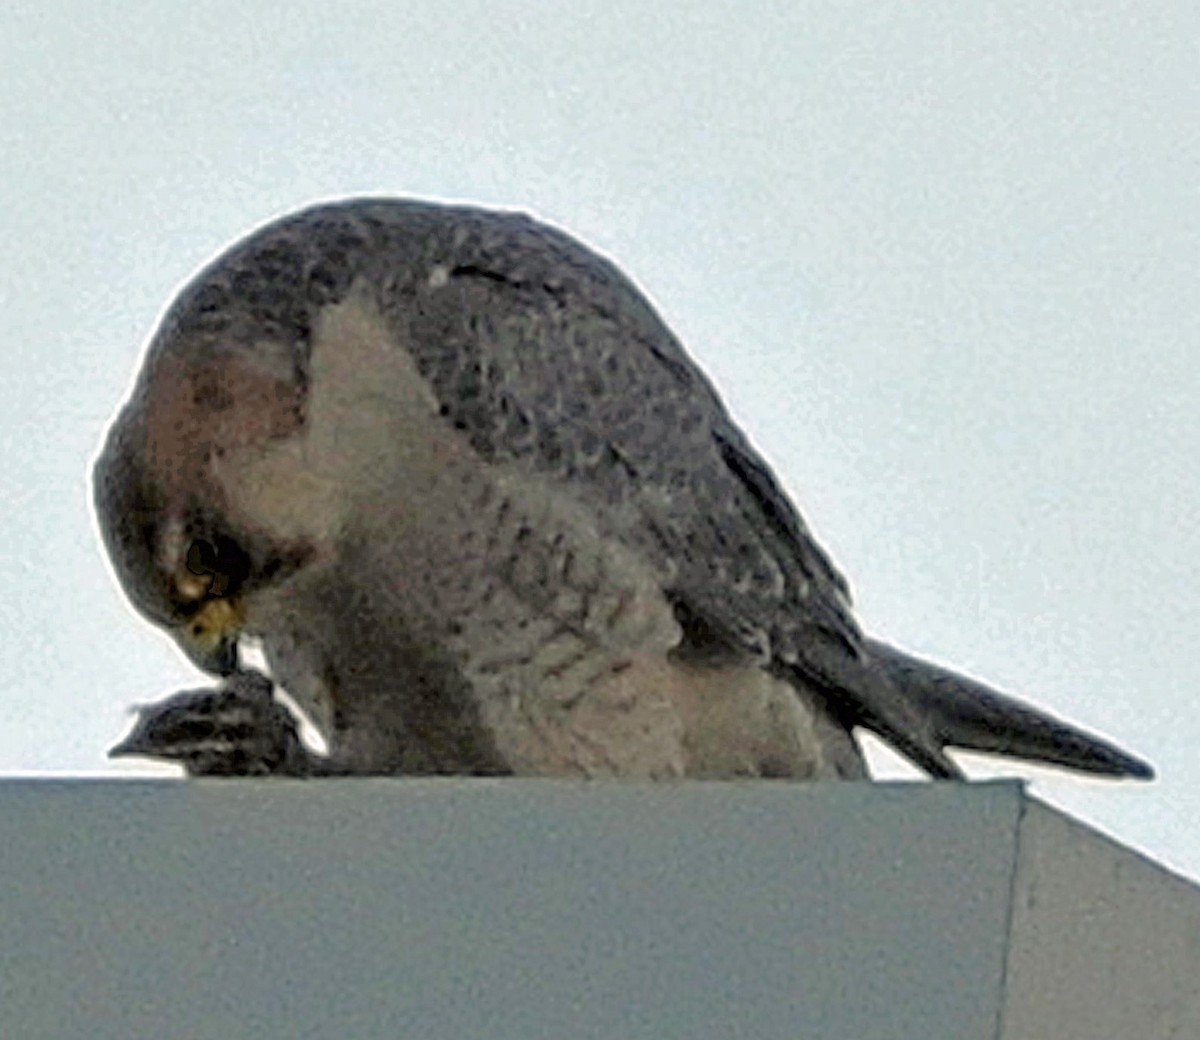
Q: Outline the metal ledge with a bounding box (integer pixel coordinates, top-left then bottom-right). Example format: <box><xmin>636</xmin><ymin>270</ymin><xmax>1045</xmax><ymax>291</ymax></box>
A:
<box><xmin>0</xmin><ymin>779</ymin><xmax>1195</xmax><ymax>1039</ymax></box>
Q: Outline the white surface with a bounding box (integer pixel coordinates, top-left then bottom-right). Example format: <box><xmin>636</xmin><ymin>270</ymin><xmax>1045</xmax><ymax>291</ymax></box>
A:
<box><xmin>1</xmin><ymin>781</ymin><xmax>1195</xmax><ymax>1040</ymax></box>
<box><xmin>1003</xmin><ymin>801</ymin><xmax>1200</xmax><ymax>1038</ymax></box>
<box><xmin>1</xmin><ymin>3</ymin><xmax>1193</xmax><ymax>876</ymax></box>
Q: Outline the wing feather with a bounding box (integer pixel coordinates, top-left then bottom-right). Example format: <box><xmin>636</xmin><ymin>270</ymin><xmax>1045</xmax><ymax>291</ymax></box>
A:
<box><xmin>371</xmin><ymin>203</ymin><xmax>957</xmax><ymax>775</ymax></box>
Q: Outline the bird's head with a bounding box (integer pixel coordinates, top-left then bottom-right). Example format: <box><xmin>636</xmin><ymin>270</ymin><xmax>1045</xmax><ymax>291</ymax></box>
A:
<box><xmin>93</xmin><ymin>413</ymin><xmax>249</xmax><ymax>674</ymax></box>
<box><xmin>93</xmin><ymin>208</ymin><xmax>368</xmax><ymax>677</ymax></box>
<box><xmin>98</xmin><ymin>207</ymin><xmax>338</xmax><ymax>674</ymax></box>
<box><xmin>92</xmin><ymin>336</ymin><xmax>316</xmax><ymax>677</ymax></box>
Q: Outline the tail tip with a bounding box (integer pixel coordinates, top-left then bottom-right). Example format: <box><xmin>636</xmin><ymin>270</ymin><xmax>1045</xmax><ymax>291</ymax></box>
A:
<box><xmin>1113</xmin><ymin>754</ymin><xmax>1155</xmax><ymax>781</ymax></box>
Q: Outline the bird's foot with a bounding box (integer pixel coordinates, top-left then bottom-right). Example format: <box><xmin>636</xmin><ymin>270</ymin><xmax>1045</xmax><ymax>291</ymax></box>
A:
<box><xmin>109</xmin><ymin>668</ymin><xmax>320</xmax><ymax>777</ymax></box>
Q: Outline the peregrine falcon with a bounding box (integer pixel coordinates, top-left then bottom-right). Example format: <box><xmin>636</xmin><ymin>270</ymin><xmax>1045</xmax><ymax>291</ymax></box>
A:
<box><xmin>94</xmin><ymin>198</ymin><xmax>1152</xmax><ymax>781</ymax></box>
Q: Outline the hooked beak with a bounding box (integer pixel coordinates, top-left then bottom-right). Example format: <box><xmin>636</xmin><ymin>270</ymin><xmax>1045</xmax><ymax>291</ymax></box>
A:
<box><xmin>175</xmin><ymin>598</ymin><xmax>243</xmax><ymax>676</ymax></box>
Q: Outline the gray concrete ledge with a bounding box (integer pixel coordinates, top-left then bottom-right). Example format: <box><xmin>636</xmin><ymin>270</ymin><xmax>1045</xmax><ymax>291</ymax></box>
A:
<box><xmin>0</xmin><ymin>779</ymin><xmax>1195</xmax><ymax>1039</ymax></box>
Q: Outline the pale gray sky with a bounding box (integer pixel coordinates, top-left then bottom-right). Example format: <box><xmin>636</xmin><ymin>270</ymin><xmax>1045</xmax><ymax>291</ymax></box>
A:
<box><xmin>2</xmin><ymin>2</ymin><xmax>1196</xmax><ymax>879</ymax></box>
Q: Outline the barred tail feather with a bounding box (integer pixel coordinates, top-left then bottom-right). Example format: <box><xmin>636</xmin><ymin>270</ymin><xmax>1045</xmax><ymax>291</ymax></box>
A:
<box><xmin>865</xmin><ymin>639</ymin><xmax>1154</xmax><ymax>779</ymax></box>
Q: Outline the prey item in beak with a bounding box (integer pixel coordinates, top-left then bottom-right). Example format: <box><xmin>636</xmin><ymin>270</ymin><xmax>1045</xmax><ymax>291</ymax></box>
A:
<box><xmin>108</xmin><ymin>670</ymin><xmax>314</xmax><ymax>776</ymax></box>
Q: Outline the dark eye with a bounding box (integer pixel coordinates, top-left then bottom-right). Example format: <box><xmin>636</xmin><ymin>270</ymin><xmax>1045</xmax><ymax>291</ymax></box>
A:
<box><xmin>186</xmin><ymin>539</ymin><xmax>218</xmax><ymax>575</ymax></box>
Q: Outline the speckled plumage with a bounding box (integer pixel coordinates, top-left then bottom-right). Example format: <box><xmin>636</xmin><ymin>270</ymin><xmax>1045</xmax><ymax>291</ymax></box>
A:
<box><xmin>94</xmin><ymin>198</ymin><xmax>1152</xmax><ymax>782</ymax></box>
<box><xmin>109</xmin><ymin>669</ymin><xmax>316</xmax><ymax>776</ymax></box>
